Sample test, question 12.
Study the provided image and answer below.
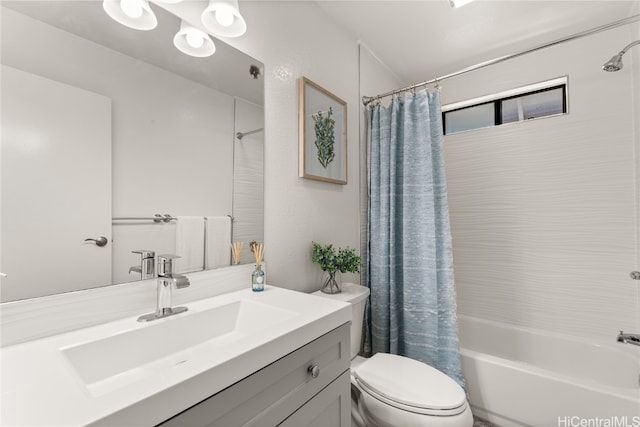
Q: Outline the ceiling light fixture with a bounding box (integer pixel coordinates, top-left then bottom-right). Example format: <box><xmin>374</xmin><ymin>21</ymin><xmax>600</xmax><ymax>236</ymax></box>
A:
<box><xmin>449</xmin><ymin>0</ymin><xmax>475</xmax><ymax>8</ymax></box>
<box><xmin>201</xmin><ymin>0</ymin><xmax>247</xmax><ymax>38</ymax></box>
<box><xmin>102</xmin><ymin>0</ymin><xmax>158</xmax><ymax>30</ymax></box>
<box><xmin>173</xmin><ymin>20</ymin><xmax>216</xmax><ymax>57</ymax></box>
<box><xmin>102</xmin><ymin>0</ymin><xmax>248</xmax><ymax>58</ymax></box>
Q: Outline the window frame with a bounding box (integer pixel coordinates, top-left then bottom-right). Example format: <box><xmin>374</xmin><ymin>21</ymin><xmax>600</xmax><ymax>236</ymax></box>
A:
<box><xmin>442</xmin><ymin>76</ymin><xmax>568</xmax><ymax>135</ymax></box>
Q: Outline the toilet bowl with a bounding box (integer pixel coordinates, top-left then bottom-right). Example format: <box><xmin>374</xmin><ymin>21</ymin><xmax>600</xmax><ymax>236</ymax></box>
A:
<box><xmin>313</xmin><ymin>283</ymin><xmax>473</xmax><ymax>427</ymax></box>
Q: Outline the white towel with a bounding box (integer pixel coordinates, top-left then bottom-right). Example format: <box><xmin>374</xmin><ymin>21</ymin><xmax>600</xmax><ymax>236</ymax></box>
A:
<box><xmin>205</xmin><ymin>216</ymin><xmax>232</xmax><ymax>269</ymax></box>
<box><xmin>175</xmin><ymin>216</ymin><xmax>205</xmax><ymax>273</ymax></box>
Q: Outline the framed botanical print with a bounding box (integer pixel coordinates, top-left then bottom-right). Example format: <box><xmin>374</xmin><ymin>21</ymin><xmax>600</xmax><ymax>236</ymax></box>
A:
<box><xmin>299</xmin><ymin>77</ymin><xmax>347</xmax><ymax>185</ymax></box>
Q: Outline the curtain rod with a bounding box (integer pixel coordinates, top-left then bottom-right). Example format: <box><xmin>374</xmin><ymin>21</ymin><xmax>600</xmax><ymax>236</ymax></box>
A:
<box><xmin>362</xmin><ymin>14</ymin><xmax>640</xmax><ymax>106</ymax></box>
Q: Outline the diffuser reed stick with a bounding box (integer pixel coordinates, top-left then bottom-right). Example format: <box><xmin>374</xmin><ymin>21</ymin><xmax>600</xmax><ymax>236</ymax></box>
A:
<box><xmin>231</xmin><ymin>241</ymin><xmax>244</xmax><ymax>264</ymax></box>
<box><xmin>252</xmin><ymin>242</ymin><xmax>264</xmax><ymax>268</ymax></box>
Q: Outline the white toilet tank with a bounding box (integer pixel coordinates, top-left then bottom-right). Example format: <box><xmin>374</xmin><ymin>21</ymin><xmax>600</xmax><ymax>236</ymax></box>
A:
<box><xmin>313</xmin><ymin>283</ymin><xmax>370</xmax><ymax>359</ymax></box>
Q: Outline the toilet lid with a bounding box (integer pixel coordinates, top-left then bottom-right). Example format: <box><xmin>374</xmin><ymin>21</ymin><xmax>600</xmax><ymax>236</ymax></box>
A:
<box><xmin>353</xmin><ymin>353</ymin><xmax>466</xmax><ymax>412</ymax></box>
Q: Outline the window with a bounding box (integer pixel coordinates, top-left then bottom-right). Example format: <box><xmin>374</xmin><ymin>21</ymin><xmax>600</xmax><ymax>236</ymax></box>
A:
<box><xmin>444</xmin><ymin>102</ymin><xmax>495</xmax><ymax>135</ymax></box>
<box><xmin>442</xmin><ymin>77</ymin><xmax>567</xmax><ymax>135</ymax></box>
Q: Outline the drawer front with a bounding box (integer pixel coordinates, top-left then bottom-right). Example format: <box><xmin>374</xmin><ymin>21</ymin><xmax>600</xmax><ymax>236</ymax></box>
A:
<box><xmin>278</xmin><ymin>370</ymin><xmax>351</xmax><ymax>427</ymax></box>
<box><xmin>160</xmin><ymin>323</ymin><xmax>350</xmax><ymax>427</ymax></box>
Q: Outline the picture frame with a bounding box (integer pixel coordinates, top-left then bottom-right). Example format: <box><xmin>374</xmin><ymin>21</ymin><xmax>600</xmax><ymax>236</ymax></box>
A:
<box><xmin>299</xmin><ymin>77</ymin><xmax>347</xmax><ymax>185</ymax></box>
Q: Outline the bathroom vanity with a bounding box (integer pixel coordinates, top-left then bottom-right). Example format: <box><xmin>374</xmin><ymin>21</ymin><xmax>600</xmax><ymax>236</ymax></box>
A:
<box><xmin>160</xmin><ymin>323</ymin><xmax>350</xmax><ymax>426</ymax></box>
<box><xmin>0</xmin><ymin>279</ymin><xmax>351</xmax><ymax>426</ymax></box>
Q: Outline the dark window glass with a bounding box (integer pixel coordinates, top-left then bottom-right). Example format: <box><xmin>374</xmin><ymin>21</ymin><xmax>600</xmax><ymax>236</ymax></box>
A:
<box><xmin>443</xmin><ymin>83</ymin><xmax>566</xmax><ymax>135</ymax></box>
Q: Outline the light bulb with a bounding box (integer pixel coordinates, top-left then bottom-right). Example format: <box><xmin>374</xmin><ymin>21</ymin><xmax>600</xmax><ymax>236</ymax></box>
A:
<box><xmin>215</xmin><ymin>6</ymin><xmax>234</xmax><ymax>27</ymax></box>
<box><xmin>186</xmin><ymin>30</ymin><xmax>205</xmax><ymax>49</ymax></box>
<box><xmin>201</xmin><ymin>0</ymin><xmax>246</xmax><ymax>37</ymax></box>
<box><xmin>174</xmin><ymin>21</ymin><xmax>215</xmax><ymax>57</ymax></box>
<box><xmin>120</xmin><ymin>0</ymin><xmax>143</xmax><ymax>18</ymax></box>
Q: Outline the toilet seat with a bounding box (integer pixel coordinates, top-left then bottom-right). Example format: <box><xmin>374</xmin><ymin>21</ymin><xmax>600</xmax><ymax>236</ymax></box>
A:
<box><xmin>353</xmin><ymin>353</ymin><xmax>467</xmax><ymax>416</ymax></box>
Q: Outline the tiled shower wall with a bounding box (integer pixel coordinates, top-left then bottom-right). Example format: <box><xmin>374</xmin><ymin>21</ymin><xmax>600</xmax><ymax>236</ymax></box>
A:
<box><xmin>442</xmin><ymin>25</ymin><xmax>639</xmax><ymax>341</ymax></box>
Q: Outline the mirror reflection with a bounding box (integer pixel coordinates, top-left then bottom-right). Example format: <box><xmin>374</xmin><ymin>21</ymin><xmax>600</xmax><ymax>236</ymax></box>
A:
<box><xmin>0</xmin><ymin>1</ymin><xmax>264</xmax><ymax>302</ymax></box>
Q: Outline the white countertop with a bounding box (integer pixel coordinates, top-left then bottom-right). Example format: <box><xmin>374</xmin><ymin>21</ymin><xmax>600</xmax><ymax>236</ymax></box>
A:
<box><xmin>1</xmin><ymin>286</ymin><xmax>351</xmax><ymax>426</ymax></box>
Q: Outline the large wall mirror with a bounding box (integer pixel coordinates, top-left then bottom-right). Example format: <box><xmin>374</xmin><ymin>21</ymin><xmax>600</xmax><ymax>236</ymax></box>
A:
<box><xmin>0</xmin><ymin>1</ymin><xmax>264</xmax><ymax>302</ymax></box>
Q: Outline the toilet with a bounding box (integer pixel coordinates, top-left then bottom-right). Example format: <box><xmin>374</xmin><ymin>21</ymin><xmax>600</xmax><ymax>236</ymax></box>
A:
<box><xmin>313</xmin><ymin>283</ymin><xmax>473</xmax><ymax>427</ymax></box>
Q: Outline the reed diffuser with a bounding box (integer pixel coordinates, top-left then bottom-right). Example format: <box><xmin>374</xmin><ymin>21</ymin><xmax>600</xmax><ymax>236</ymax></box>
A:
<box><xmin>250</xmin><ymin>242</ymin><xmax>265</xmax><ymax>292</ymax></box>
<box><xmin>231</xmin><ymin>241</ymin><xmax>244</xmax><ymax>265</ymax></box>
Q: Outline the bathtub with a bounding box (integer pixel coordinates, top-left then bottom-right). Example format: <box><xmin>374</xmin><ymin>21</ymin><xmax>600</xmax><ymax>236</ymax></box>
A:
<box><xmin>458</xmin><ymin>315</ymin><xmax>640</xmax><ymax>427</ymax></box>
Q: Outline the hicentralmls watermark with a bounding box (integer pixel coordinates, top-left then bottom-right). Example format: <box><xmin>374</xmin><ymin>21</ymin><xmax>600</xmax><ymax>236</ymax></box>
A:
<box><xmin>558</xmin><ymin>416</ymin><xmax>640</xmax><ymax>427</ymax></box>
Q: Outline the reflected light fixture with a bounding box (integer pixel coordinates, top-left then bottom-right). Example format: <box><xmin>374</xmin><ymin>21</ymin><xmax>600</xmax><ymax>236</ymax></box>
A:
<box><xmin>102</xmin><ymin>0</ymin><xmax>157</xmax><ymax>30</ymax></box>
<box><xmin>173</xmin><ymin>21</ymin><xmax>216</xmax><ymax>57</ymax></box>
<box><xmin>449</xmin><ymin>0</ymin><xmax>475</xmax><ymax>8</ymax></box>
<box><xmin>201</xmin><ymin>0</ymin><xmax>247</xmax><ymax>38</ymax></box>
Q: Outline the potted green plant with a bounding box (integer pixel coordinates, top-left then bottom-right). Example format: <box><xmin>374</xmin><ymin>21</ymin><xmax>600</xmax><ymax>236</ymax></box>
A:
<box><xmin>311</xmin><ymin>242</ymin><xmax>360</xmax><ymax>294</ymax></box>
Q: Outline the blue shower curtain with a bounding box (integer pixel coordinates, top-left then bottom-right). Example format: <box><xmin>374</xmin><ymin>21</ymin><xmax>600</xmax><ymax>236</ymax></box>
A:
<box><xmin>364</xmin><ymin>89</ymin><xmax>465</xmax><ymax>388</ymax></box>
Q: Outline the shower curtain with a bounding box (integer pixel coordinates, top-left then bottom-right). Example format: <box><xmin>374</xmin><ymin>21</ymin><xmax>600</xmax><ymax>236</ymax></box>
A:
<box><xmin>364</xmin><ymin>89</ymin><xmax>464</xmax><ymax>388</ymax></box>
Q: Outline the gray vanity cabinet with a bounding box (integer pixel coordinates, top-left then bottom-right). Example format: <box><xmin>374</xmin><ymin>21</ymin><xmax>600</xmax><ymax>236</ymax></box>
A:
<box><xmin>159</xmin><ymin>323</ymin><xmax>351</xmax><ymax>427</ymax></box>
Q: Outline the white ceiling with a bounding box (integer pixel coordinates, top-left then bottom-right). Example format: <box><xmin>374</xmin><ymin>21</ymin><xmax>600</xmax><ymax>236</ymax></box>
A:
<box><xmin>316</xmin><ymin>0</ymin><xmax>639</xmax><ymax>86</ymax></box>
<box><xmin>5</xmin><ymin>0</ymin><xmax>637</xmax><ymax>103</ymax></box>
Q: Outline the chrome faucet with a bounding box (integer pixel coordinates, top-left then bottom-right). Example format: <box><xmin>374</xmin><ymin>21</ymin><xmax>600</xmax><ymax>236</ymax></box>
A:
<box><xmin>138</xmin><ymin>254</ymin><xmax>190</xmax><ymax>322</ymax></box>
<box><xmin>616</xmin><ymin>330</ymin><xmax>640</xmax><ymax>346</ymax></box>
<box><xmin>129</xmin><ymin>249</ymin><xmax>155</xmax><ymax>280</ymax></box>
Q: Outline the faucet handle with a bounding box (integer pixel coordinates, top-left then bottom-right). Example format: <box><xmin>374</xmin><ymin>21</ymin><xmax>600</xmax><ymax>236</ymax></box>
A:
<box><xmin>174</xmin><ymin>275</ymin><xmax>190</xmax><ymax>289</ymax></box>
<box><xmin>131</xmin><ymin>250</ymin><xmax>156</xmax><ymax>279</ymax></box>
<box><xmin>132</xmin><ymin>249</ymin><xmax>155</xmax><ymax>258</ymax></box>
<box><xmin>157</xmin><ymin>254</ymin><xmax>181</xmax><ymax>276</ymax></box>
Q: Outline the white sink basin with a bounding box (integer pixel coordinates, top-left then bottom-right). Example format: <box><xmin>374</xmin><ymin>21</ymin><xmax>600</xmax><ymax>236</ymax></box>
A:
<box><xmin>61</xmin><ymin>299</ymin><xmax>297</xmax><ymax>396</ymax></box>
<box><xmin>1</xmin><ymin>284</ymin><xmax>351</xmax><ymax>427</ymax></box>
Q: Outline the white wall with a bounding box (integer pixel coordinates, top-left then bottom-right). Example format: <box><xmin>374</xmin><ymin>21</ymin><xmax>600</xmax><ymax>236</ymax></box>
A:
<box><xmin>233</xmin><ymin>98</ymin><xmax>265</xmax><ymax>265</ymax></box>
<box><xmin>220</xmin><ymin>2</ymin><xmax>362</xmax><ymax>292</ymax></box>
<box><xmin>441</xmin><ymin>25</ymin><xmax>639</xmax><ymax>341</ymax></box>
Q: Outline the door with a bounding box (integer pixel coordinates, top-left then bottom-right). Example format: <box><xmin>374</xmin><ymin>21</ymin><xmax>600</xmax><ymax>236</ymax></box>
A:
<box><xmin>1</xmin><ymin>65</ymin><xmax>111</xmax><ymax>301</ymax></box>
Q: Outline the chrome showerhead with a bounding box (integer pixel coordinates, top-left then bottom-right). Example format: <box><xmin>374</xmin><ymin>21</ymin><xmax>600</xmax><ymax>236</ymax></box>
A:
<box><xmin>602</xmin><ymin>40</ymin><xmax>640</xmax><ymax>72</ymax></box>
<box><xmin>603</xmin><ymin>52</ymin><xmax>624</xmax><ymax>72</ymax></box>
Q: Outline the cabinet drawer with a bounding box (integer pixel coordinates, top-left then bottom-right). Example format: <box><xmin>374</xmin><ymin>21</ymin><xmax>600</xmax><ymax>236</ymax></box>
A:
<box><xmin>279</xmin><ymin>370</ymin><xmax>351</xmax><ymax>427</ymax></box>
<box><xmin>160</xmin><ymin>323</ymin><xmax>350</xmax><ymax>427</ymax></box>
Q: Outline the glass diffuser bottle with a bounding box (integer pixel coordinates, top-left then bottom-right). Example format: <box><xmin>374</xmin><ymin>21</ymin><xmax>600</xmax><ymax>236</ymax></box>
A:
<box><xmin>251</xmin><ymin>242</ymin><xmax>265</xmax><ymax>292</ymax></box>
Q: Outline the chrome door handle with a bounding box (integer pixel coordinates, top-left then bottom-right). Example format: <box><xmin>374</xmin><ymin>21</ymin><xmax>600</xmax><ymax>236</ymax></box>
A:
<box><xmin>85</xmin><ymin>236</ymin><xmax>108</xmax><ymax>247</ymax></box>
